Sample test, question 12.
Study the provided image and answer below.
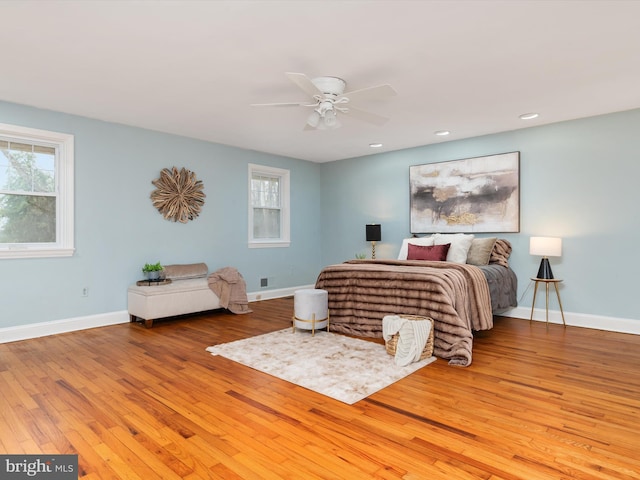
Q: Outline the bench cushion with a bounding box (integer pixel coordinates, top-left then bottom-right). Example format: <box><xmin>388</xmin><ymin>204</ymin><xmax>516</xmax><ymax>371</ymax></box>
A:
<box><xmin>163</xmin><ymin>263</ymin><xmax>208</xmax><ymax>280</ymax></box>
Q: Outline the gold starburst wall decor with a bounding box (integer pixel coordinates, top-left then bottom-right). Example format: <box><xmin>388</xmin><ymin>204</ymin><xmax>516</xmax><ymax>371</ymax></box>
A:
<box><xmin>150</xmin><ymin>167</ymin><xmax>205</xmax><ymax>223</ymax></box>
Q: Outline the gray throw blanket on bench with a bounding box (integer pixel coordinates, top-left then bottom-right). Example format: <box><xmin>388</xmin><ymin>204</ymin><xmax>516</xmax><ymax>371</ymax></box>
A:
<box><xmin>208</xmin><ymin>267</ymin><xmax>252</xmax><ymax>314</ymax></box>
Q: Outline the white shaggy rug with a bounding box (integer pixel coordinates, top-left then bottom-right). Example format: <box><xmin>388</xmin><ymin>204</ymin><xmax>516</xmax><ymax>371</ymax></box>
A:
<box><xmin>206</xmin><ymin>328</ymin><xmax>436</xmax><ymax>405</ymax></box>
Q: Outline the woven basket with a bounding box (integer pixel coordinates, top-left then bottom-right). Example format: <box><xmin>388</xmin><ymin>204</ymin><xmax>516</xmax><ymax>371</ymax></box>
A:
<box><xmin>385</xmin><ymin>315</ymin><xmax>435</xmax><ymax>360</ymax></box>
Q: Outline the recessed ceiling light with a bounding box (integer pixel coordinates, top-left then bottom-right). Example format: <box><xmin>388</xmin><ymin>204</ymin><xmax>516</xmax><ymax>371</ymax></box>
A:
<box><xmin>519</xmin><ymin>113</ymin><xmax>539</xmax><ymax>120</ymax></box>
<box><xmin>369</xmin><ymin>143</ymin><xmax>383</xmax><ymax>148</ymax></box>
<box><xmin>434</xmin><ymin>130</ymin><xmax>450</xmax><ymax>136</ymax></box>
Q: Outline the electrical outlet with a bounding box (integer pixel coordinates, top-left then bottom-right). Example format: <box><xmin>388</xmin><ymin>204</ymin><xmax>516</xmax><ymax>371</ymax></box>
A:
<box><xmin>260</xmin><ymin>277</ymin><xmax>268</xmax><ymax>287</ymax></box>
<box><xmin>82</xmin><ymin>287</ymin><xmax>89</xmax><ymax>297</ymax></box>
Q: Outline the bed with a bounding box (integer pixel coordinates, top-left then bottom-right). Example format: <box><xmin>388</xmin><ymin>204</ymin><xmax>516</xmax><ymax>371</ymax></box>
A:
<box><xmin>315</xmin><ymin>237</ymin><xmax>517</xmax><ymax>366</ymax></box>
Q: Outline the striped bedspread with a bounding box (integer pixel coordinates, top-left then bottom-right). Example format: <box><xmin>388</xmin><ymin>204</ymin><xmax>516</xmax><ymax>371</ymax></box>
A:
<box><xmin>315</xmin><ymin>259</ymin><xmax>494</xmax><ymax>366</ymax></box>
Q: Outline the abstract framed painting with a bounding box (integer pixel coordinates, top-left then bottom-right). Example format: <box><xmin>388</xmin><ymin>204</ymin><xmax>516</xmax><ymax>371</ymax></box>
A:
<box><xmin>410</xmin><ymin>151</ymin><xmax>520</xmax><ymax>233</ymax></box>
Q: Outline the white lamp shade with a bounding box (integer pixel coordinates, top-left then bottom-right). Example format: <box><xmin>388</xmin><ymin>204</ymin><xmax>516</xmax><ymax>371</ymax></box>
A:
<box><xmin>530</xmin><ymin>236</ymin><xmax>562</xmax><ymax>257</ymax></box>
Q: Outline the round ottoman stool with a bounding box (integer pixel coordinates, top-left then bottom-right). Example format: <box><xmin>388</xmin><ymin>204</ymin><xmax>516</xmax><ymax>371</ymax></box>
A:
<box><xmin>292</xmin><ymin>288</ymin><xmax>329</xmax><ymax>335</ymax></box>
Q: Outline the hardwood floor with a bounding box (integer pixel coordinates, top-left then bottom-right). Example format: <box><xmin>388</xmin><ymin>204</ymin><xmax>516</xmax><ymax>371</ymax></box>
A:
<box><xmin>1</xmin><ymin>297</ymin><xmax>640</xmax><ymax>479</ymax></box>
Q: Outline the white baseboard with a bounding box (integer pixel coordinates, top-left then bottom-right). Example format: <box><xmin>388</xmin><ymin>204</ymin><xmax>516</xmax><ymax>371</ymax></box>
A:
<box><xmin>499</xmin><ymin>306</ymin><xmax>640</xmax><ymax>335</ymax></box>
<box><xmin>5</xmin><ymin>289</ymin><xmax>636</xmax><ymax>345</ymax></box>
<box><xmin>247</xmin><ymin>284</ymin><xmax>314</xmax><ymax>302</ymax></box>
<box><xmin>0</xmin><ymin>311</ymin><xmax>130</xmax><ymax>344</ymax></box>
<box><xmin>0</xmin><ymin>285</ymin><xmax>309</xmax><ymax>344</ymax></box>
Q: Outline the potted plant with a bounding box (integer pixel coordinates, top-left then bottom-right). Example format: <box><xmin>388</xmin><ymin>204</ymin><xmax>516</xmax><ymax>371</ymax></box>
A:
<box><xmin>142</xmin><ymin>261</ymin><xmax>164</xmax><ymax>281</ymax></box>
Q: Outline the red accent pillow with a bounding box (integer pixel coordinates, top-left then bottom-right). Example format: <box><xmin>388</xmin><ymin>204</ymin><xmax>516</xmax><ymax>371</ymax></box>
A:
<box><xmin>407</xmin><ymin>243</ymin><xmax>450</xmax><ymax>261</ymax></box>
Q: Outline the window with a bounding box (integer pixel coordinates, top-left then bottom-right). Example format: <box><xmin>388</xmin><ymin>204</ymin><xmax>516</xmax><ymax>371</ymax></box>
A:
<box><xmin>248</xmin><ymin>164</ymin><xmax>290</xmax><ymax>248</ymax></box>
<box><xmin>0</xmin><ymin>123</ymin><xmax>74</xmax><ymax>259</ymax></box>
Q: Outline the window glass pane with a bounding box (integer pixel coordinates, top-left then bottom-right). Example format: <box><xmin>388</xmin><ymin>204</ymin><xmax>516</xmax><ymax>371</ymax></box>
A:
<box><xmin>32</xmin><ymin>151</ymin><xmax>55</xmax><ymax>193</ymax></box>
<box><xmin>0</xmin><ymin>193</ymin><xmax>56</xmax><ymax>243</ymax></box>
<box><xmin>251</xmin><ymin>174</ymin><xmax>280</xmax><ymax>208</ymax></box>
<box><xmin>0</xmin><ymin>150</ymin><xmax>8</xmax><ymax>190</ymax></box>
<box><xmin>253</xmin><ymin>208</ymin><xmax>280</xmax><ymax>239</ymax></box>
<box><xmin>1</xmin><ymin>141</ymin><xmax>55</xmax><ymax>194</ymax></box>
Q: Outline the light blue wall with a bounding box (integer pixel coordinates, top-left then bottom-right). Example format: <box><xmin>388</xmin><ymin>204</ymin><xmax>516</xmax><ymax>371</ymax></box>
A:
<box><xmin>2</xmin><ymin>102</ymin><xmax>638</xmax><ymax>329</ymax></box>
<box><xmin>0</xmin><ymin>101</ymin><xmax>322</xmax><ymax>328</ymax></box>
<box><xmin>321</xmin><ymin>108</ymin><xmax>640</xmax><ymax>322</ymax></box>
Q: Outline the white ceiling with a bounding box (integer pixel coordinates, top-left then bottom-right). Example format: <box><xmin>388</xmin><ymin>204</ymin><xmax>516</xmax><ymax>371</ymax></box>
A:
<box><xmin>2</xmin><ymin>1</ymin><xmax>640</xmax><ymax>163</ymax></box>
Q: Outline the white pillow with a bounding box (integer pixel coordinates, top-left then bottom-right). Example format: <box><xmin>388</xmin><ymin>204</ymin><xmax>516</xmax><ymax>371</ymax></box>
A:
<box><xmin>397</xmin><ymin>236</ymin><xmax>434</xmax><ymax>260</ymax></box>
<box><xmin>433</xmin><ymin>233</ymin><xmax>475</xmax><ymax>263</ymax></box>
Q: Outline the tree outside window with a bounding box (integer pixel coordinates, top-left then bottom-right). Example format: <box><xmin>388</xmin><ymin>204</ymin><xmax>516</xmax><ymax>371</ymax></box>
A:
<box><xmin>0</xmin><ymin>142</ymin><xmax>56</xmax><ymax>243</ymax></box>
<box><xmin>0</xmin><ymin>124</ymin><xmax>74</xmax><ymax>259</ymax></box>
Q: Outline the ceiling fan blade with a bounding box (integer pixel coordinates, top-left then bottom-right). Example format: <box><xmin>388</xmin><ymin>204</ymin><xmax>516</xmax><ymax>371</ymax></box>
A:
<box><xmin>286</xmin><ymin>72</ymin><xmax>324</xmax><ymax>98</ymax></box>
<box><xmin>346</xmin><ymin>106</ymin><xmax>390</xmax><ymax>126</ymax></box>
<box><xmin>342</xmin><ymin>84</ymin><xmax>397</xmax><ymax>104</ymax></box>
<box><xmin>251</xmin><ymin>101</ymin><xmax>316</xmax><ymax>107</ymax></box>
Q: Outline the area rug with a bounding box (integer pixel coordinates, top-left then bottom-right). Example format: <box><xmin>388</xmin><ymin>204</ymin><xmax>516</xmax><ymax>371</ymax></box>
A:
<box><xmin>206</xmin><ymin>329</ymin><xmax>436</xmax><ymax>404</ymax></box>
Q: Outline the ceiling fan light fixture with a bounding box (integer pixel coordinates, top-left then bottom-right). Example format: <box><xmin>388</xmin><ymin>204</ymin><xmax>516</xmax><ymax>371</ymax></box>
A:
<box><xmin>323</xmin><ymin>109</ymin><xmax>338</xmax><ymax>128</ymax></box>
<box><xmin>306</xmin><ymin>110</ymin><xmax>321</xmax><ymax>128</ymax></box>
<box><xmin>255</xmin><ymin>72</ymin><xmax>394</xmax><ymax>131</ymax></box>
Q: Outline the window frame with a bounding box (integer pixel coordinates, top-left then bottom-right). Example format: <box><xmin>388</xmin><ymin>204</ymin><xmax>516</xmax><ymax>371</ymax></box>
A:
<box><xmin>248</xmin><ymin>163</ymin><xmax>290</xmax><ymax>249</ymax></box>
<box><xmin>0</xmin><ymin>123</ymin><xmax>75</xmax><ymax>259</ymax></box>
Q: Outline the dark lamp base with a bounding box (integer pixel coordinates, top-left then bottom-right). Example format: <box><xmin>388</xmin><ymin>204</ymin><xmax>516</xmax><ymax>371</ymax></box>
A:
<box><xmin>536</xmin><ymin>257</ymin><xmax>554</xmax><ymax>279</ymax></box>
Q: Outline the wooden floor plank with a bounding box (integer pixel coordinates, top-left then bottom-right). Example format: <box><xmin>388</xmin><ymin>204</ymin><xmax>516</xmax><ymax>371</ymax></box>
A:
<box><xmin>2</xmin><ymin>297</ymin><xmax>640</xmax><ymax>479</ymax></box>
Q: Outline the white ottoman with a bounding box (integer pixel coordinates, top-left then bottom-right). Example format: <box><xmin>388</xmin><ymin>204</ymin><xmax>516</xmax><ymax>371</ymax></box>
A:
<box><xmin>292</xmin><ymin>288</ymin><xmax>329</xmax><ymax>335</ymax></box>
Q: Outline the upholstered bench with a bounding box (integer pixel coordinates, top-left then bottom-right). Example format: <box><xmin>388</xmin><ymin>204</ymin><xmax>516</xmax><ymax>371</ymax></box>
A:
<box><xmin>128</xmin><ymin>263</ymin><xmax>221</xmax><ymax>327</ymax></box>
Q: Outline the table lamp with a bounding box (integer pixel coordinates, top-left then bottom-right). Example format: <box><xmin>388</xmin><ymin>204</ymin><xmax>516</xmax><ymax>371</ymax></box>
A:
<box><xmin>530</xmin><ymin>236</ymin><xmax>562</xmax><ymax>279</ymax></box>
<box><xmin>366</xmin><ymin>224</ymin><xmax>381</xmax><ymax>259</ymax></box>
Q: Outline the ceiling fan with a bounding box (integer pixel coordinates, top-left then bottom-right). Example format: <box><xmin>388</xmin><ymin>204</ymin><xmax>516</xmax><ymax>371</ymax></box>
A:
<box><xmin>251</xmin><ymin>72</ymin><xmax>397</xmax><ymax>130</ymax></box>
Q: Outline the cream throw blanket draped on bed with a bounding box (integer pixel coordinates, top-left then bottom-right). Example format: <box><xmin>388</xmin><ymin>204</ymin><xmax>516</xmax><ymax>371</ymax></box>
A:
<box><xmin>382</xmin><ymin>315</ymin><xmax>432</xmax><ymax>366</ymax></box>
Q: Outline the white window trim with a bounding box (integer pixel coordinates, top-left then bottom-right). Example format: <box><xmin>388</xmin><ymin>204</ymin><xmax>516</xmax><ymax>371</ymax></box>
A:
<box><xmin>248</xmin><ymin>163</ymin><xmax>290</xmax><ymax>248</ymax></box>
<box><xmin>0</xmin><ymin>123</ymin><xmax>75</xmax><ymax>259</ymax></box>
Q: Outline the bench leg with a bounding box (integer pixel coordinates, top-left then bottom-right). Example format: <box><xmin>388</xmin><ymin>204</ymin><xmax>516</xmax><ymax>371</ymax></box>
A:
<box><xmin>129</xmin><ymin>314</ymin><xmax>154</xmax><ymax>328</ymax></box>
